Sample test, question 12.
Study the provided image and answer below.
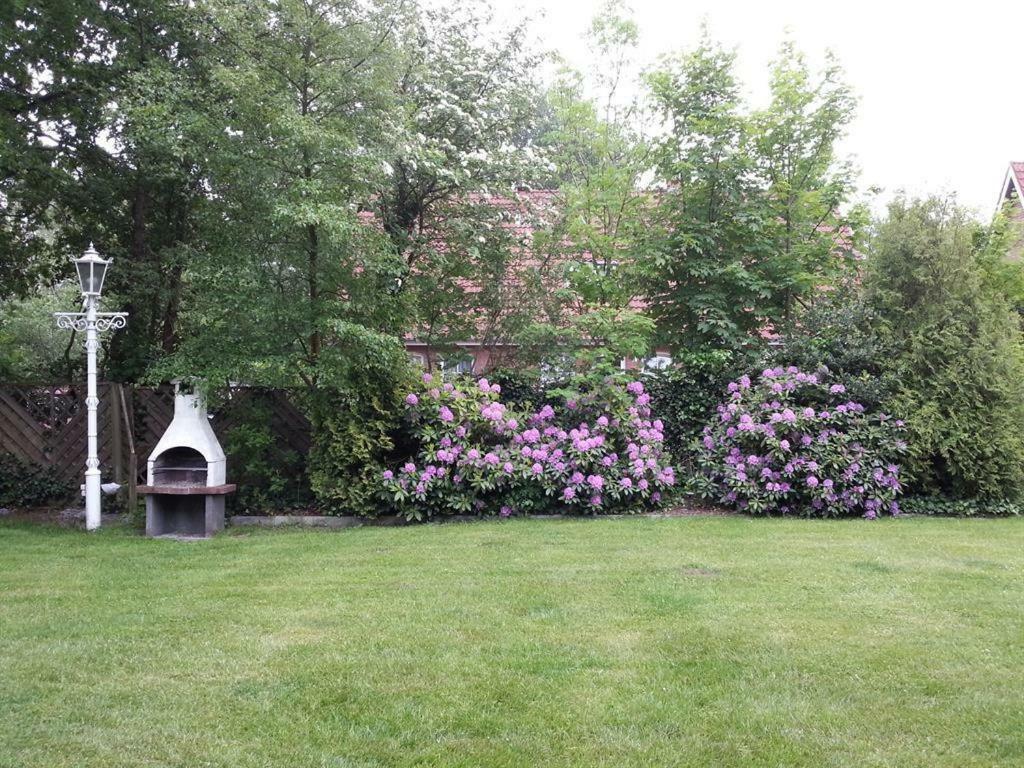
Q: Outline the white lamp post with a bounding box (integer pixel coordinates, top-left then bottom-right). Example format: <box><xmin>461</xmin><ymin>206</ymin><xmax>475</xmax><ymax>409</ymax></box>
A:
<box><xmin>54</xmin><ymin>244</ymin><xmax>127</xmax><ymax>530</ymax></box>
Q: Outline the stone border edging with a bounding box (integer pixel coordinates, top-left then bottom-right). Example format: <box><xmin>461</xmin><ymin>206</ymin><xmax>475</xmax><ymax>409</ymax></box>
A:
<box><xmin>230</xmin><ymin>513</ymin><xmax>571</xmax><ymax>528</ymax></box>
<box><xmin>225</xmin><ymin>511</ymin><xmax>725</xmax><ymax>528</ymax></box>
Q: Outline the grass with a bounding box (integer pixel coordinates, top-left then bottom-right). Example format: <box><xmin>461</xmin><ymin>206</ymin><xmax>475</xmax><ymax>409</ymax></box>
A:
<box><xmin>1</xmin><ymin>516</ymin><xmax>1023</xmax><ymax>768</ymax></box>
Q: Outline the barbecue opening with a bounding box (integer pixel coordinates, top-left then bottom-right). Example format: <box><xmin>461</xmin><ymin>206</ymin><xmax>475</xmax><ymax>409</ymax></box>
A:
<box><xmin>151</xmin><ymin>447</ymin><xmax>208</xmax><ymax>487</ymax></box>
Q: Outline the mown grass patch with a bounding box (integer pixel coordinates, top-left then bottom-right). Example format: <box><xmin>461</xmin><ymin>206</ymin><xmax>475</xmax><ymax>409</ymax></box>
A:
<box><xmin>1</xmin><ymin>516</ymin><xmax>1022</xmax><ymax>767</ymax></box>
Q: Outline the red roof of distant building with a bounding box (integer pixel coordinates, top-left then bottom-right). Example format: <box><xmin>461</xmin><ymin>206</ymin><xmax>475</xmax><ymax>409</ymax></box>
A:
<box><xmin>368</xmin><ymin>189</ymin><xmax>860</xmax><ymax>357</ymax></box>
<box><xmin>1013</xmin><ymin>162</ymin><xmax>1024</xmax><ymax>193</ymax></box>
<box><xmin>996</xmin><ymin>162</ymin><xmax>1024</xmax><ymax>214</ymax></box>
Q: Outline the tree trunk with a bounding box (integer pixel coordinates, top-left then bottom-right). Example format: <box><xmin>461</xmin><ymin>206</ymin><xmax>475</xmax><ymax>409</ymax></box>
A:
<box><xmin>307</xmin><ymin>222</ymin><xmax>320</xmax><ymax>361</ymax></box>
<box><xmin>160</xmin><ymin>263</ymin><xmax>183</xmax><ymax>353</ymax></box>
<box><xmin>108</xmin><ymin>183</ymin><xmax>148</xmax><ymax>380</ymax></box>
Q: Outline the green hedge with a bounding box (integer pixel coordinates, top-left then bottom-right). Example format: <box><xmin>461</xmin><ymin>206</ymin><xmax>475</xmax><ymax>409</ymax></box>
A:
<box><xmin>645</xmin><ymin>349</ymin><xmax>741</xmax><ymax>462</ymax></box>
<box><xmin>0</xmin><ymin>453</ymin><xmax>72</xmax><ymax>508</ymax></box>
<box><xmin>899</xmin><ymin>496</ymin><xmax>1022</xmax><ymax>517</ymax></box>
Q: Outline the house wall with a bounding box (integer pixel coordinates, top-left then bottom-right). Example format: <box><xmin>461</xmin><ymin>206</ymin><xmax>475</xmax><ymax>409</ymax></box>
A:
<box><xmin>1006</xmin><ymin>200</ymin><xmax>1024</xmax><ymax>263</ymax></box>
<box><xmin>405</xmin><ymin>342</ymin><xmax>674</xmax><ymax>376</ymax></box>
<box><xmin>1001</xmin><ymin>164</ymin><xmax>1024</xmax><ymax>263</ymax></box>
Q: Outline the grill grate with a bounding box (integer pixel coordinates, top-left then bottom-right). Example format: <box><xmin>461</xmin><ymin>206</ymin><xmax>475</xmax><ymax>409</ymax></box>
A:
<box><xmin>151</xmin><ymin>467</ymin><xmax>208</xmax><ymax>486</ymax></box>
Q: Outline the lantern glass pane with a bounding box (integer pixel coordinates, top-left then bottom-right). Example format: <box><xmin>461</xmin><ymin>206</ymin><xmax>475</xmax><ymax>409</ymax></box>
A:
<box><xmin>76</xmin><ymin>260</ymin><xmax>107</xmax><ymax>295</ymax></box>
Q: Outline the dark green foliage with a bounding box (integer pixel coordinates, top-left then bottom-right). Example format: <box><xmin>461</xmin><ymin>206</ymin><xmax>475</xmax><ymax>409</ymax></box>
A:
<box><xmin>867</xmin><ymin>197</ymin><xmax>1024</xmax><ymax>500</ymax></box>
<box><xmin>1</xmin><ymin>0</ymin><xmax>121</xmax><ymax>299</ymax></box>
<box><xmin>307</xmin><ymin>365</ymin><xmax>416</xmax><ymax>518</ymax></box>
<box><xmin>486</xmin><ymin>368</ymin><xmax>551</xmax><ymax>409</ymax></box>
<box><xmin>640</xmin><ymin>34</ymin><xmax>858</xmax><ymax>350</ymax></box>
<box><xmin>899</xmin><ymin>496</ymin><xmax>1022</xmax><ymax>518</ymax></box>
<box><xmin>766</xmin><ymin>282</ymin><xmax>891</xmax><ymax>410</ymax></box>
<box><xmin>2</xmin><ymin>0</ymin><xmax>212</xmax><ymax>379</ymax></box>
<box><xmin>0</xmin><ymin>454</ymin><xmax>72</xmax><ymax>507</ymax></box>
<box><xmin>485</xmin><ymin>367</ymin><xmax>607</xmax><ymax>414</ymax></box>
<box><xmin>221</xmin><ymin>397</ymin><xmax>311</xmax><ymax>514</ymax></box>
<box><xmin>0</xmin><ymin>284</ymin><xmax>87</xmax><ymax>382</ymax></box>
<box><xmin>646</xmin><ymin>350</ymin><xmax>742</xmax><ymax>461</ymax></box>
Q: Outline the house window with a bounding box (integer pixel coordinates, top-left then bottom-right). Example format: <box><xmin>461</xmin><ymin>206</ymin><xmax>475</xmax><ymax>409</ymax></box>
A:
<box><xmin>438</xmin><ymin>354</ymin><xmax>475</xmax><ymax>379</ymax></box>
<box><xmin>645</xmin><ymin>354</ymin><xmax>673</xmax><ymax>371</ymax></box>
<box><xmin>408</xmin><ymin>352</ymin><xmax>426</xmax><ymax>367</ymax></box>
<box><xmin>540</xmin><ymin>354</ymin><xmax>575</xmax><ymax>382</ymax></box>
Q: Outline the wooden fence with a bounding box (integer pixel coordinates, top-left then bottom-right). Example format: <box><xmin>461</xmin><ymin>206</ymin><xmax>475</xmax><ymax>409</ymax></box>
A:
<box><xmin>0</xmin><ymin>383</ymin><xmax>311</xmax><ymax>504</ymax></box>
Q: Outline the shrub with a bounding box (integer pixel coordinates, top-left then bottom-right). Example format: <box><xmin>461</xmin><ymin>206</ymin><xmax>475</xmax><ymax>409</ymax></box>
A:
<box><xmin>692</xmin><ymin>367</ymin><xmax>906</xmax><ymax>517</ymax></box>
<box><xmin>899</xmin><ymin>496</ymin><xmax>1022</xmax><ymax>518</ymax></box>
<box><xmin>0</xmin><ymin>453</ymin><xmax>72</xmax><ymax>507</ymax></box>
<box><xmin>308</xmin><ymin>360</ymin><xmax>417</xmax><ymax>517</ymax></box>
<box><xmin>0</xmin><ymin>284</ymin><xmax>87</xmax><ymax>382</ymax></box>
<box><xmin>646</xmin><ymin>349</ymin><xmax>742</xmax><ymax>461</ymax></box>
<box><xmin>866</xmin><ymin>196</ymin><xmax>1024</xmax><ymax>500</ymax></box>
<box><xmin>381</xmin><ymin>374</ymin><xmax>676</xmax><ymax>520</ymax></box>
<box><xmin>766</xmin><ymin>284</ymin><xmax>891</xmax><ymax>411</ymax></box>
<box><xmin>485</xmin><ymin>367</ymin><xmax>555</xmax><ymax>410</ymax></box>
<box><xmin>221</xmin><ymin>396</ymin><xmax>311</xmax><ymax>513</ymax></box>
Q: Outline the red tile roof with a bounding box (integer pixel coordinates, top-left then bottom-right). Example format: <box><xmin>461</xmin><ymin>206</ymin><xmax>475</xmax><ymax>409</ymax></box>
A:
<box><xmin>376</xmin><ymin>189</ymin><xmax>642</xmax><ymax>347</ymax></box>
<box><xmin>1012</xmin><ymin>162</ymin><xmax>1024</xmax><ymax>195</ymax></box>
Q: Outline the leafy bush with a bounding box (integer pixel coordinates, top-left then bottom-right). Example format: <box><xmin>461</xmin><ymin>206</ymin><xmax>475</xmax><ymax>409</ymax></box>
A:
<box><xmin>646</xmin><ymin>349</ymin><xmax>741</xmax><ymax>461</ymax></box>
<box><xmin>306</xmin><ymin>331</ymin><xmax>418</xmax><ymax>517</ymax></box>
<box><xmin>766</xmin><ymin>284</ymin><xmax>891</xmax><ymax>411</ymax></box>
<box><xmin>485</xmin><ymin>367</ymin><xmax>555</xmax><ymax>410</ymax></box>
<box><xmin>0</xmin><ymin>284</ymin><xmax>88</xmax><ymax>382</ymax></box>
<box><xmin>221</xmin><ymin>396</ymin><xmax>311</xmax><ymax>513</ymax></box>
<box><xmin>0</xmin><ymin>453</ymin><xmax>73</xmax><ymax>507</ymax></box>
<box><xmin>899</xmin><ymin>496</ymin><xmax>1022</xmax><ymax>518</ymax></box>
<box><xmin>866</xmin><ymin>196</ymin><xmax>1024</xmax><ymax>500</ymax></box>
<box><xmin>308</xmin><ymin>384</ymin><xmax>411</xmax><ymax>517</ymax></box>
<box><xmin>381</xmin><ymin>374</ymin><xmax>676</xmax><ymax>519</ymax></box>
<box><xmin>692</xmin><ymin>367</ymin><xmax>906</xmax><ymax>517</ymax></box>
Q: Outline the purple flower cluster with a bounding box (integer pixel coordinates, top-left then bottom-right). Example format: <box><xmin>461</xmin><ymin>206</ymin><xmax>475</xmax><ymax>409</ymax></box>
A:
<box><xmin>698</xmin><ymin>367</ymin><xmax>906</xmax><ymax>518</ymax></box>
<box><xmin>381</xmin><ymin>377</ymin><xmax>675</xmax><ymax>519</ymax></box>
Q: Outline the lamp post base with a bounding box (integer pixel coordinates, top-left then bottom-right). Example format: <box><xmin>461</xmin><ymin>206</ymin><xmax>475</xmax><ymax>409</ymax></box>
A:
<box><xmin>85</xmin><ymin>469</ymin><xmax>101</xmax><ymax>531</ymax></box>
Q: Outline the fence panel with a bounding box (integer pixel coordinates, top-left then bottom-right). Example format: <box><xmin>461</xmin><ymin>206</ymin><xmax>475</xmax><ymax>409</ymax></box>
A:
<box><xmin>0</xmin><ymin>383</ymin><xmax>311</xmax><ymax>493</ymax></box>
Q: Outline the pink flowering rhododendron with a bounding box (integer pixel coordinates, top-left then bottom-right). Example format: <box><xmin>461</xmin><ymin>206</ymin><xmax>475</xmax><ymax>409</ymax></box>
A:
<box><xmin>382</xmin><ymin>376</ymin><xmax>675</xmax><ymax>520</ymax></box>
<box><xmin>694</xmin><ymin>367</ymin><xmax>906</xmax><ymax>518</ymax></box>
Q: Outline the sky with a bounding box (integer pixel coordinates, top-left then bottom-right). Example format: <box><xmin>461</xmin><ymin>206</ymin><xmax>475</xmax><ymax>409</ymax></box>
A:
<box><xmin>505</xmin><ymin>0</ymin><xmax>1024</xmax><ymax>218</ymax></box>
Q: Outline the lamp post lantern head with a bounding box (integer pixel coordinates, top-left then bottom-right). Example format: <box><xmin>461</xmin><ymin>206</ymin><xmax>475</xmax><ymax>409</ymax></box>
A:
<box><xmin>74</xmin><ymin>243</ymin><xmax>111</xmax><ymax>298</ymax></box>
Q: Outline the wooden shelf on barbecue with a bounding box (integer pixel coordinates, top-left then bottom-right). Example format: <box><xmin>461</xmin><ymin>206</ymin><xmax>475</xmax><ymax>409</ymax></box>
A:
<box><xmin>138</xmin><ymin>484</ymin><xmax>236</xmax><ymax>496</ymax></box>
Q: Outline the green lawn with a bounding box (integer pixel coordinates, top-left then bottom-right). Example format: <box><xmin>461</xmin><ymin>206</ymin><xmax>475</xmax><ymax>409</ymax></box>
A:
<box><xmin>1</xmin><ymin>517</ymin><xmax>1022</xmax><ymax>767</ymax></box>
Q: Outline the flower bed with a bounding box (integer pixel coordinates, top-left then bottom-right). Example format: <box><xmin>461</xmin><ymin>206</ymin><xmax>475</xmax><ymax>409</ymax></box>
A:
<box><xmin>693</xmin><ymin>367</ymin><xmax>906</xmax><ymax>518</ymax></box>
<box><xmin>381</xmin><ymin>375</ymin><xmax>676</xmax><ymax>520</ymax></box>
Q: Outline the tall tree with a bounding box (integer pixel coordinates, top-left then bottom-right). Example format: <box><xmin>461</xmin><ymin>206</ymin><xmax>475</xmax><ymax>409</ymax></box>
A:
<box><xmin>639</xmin><ymin>32</ymin><xmax>859</xmax><ymax>349</ymax></box>
<box><xmin>373</xmin><ymin>1</ymin><xmax>547</xmax><ymax>364</ymax></box>
<box><xmin>515</xmin><ymin>0</ymin><xmax>655</xmax><ymax>372</ymax></box>
<box><xmin>1</xmin><ymin>0</ymin><xmax>111</xmax><ymax>298</ymax></box>
<box><xmin>751</xmin><ymin>40</ymin><xmax>859</xmax><ymax>314</ymax></box>
<box><xmin>161</xmin><ymin>0</ymin><xmax>408</xmax><ymax>390</ymax></box>
<box><xmin>867</xmin><ymin>196</ymin><xmax>1024</xmax><ymax>499</ymax></box>
<box><xmin>1</xmin><ymin>0</ymin><xmax>212</xmax><ymax>380</ymax></box>
<box><xmin>640</xmin><ymin>32</ymin><xmax>773</xmax><ymax>348</ymax></box>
